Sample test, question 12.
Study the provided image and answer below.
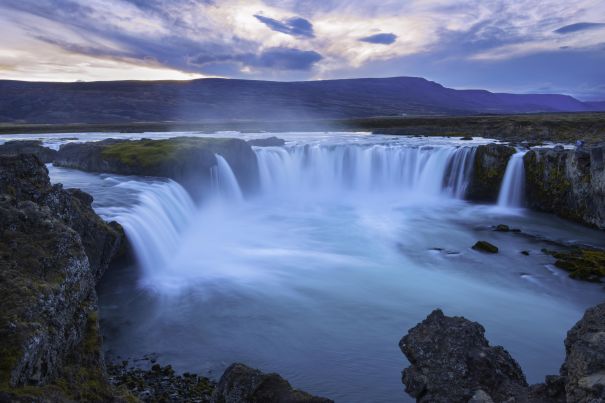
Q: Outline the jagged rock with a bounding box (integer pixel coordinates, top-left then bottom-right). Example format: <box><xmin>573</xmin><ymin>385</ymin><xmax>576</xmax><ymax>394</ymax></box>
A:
<box><xmin>528</xmin><ymin>375</ymin><xmax>566</xmax><ymax>402</ymax></box>
<box><xmin>0</xmin><ymin>154</ymin><xmax>121</xmax><ymax>401</ymax></box>
<box><xmin>561</xmin><ymin>302</ymin><xmax>605</xmax><ymax>402</ymax></box>
<box><xmin>524</xmin><ymin>145</ymin><xmax>605</xmax><ymax>229</ymax></box>
<box><xmin>0</xmin><ymin>140</ymin><xmax>57</xmax><ymax>163</ymax></box>
<box><xmin>472</xmin><ymin>241</ymin><xmax>499</xmax><ymax>253</ymax></box>
<box><xmin>247</xmin><ymin>136</ymin><xmax>286</xmax><ymax>147</ymax></box>
<box><xmin>212</xmin><ymin>363</ymin><xmax>333</xmax><ymax>403</ymax></box>
<box><xmin>399</xmin><ymin>309</ymin><xmax>528</xmax><ymax>403</ymax></box>
<box><xmin>54</xmin><ymin>137</ymin><xmax>259</xmax><ymax>199</ymax></box>
<box><xmin>466</xmin><ymin>144</ymin><xmax>516</xmax><ymax>201</ymax></box>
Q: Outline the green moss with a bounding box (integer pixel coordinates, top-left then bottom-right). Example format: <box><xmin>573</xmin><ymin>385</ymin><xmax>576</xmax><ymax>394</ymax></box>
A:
<box><xmin>101</xmin><ymin>137</ymin><xmax>231</xmax><ymax>167</ymax></box>
<box><xmin>545</xmin><ymin>248</ymin><xmax>605</xmax><ymax>282</ymax></box>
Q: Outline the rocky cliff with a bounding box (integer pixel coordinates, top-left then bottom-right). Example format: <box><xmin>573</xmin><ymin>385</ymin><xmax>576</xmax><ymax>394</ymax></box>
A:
<box><xmin>54</xmin><ymin>137</ymin><xmax>259</xmax><ymax>199</ymax></box>
<box><xmin>466</xmin><ymin>144</ymin><xmax>516</xmax><ymax>202</ymax></box>
<box><xmin>400</xmin><ymin>305</ymin><xmax>605</xmax><ymax>402</ymax></box>
<box><xmin>524</xmin><ymin>145</ymin><xmax>605</xmax><ymax>229</ymax></box>
<box><xmin>0</xmin><ymin>154</ymin><xmax>122</xmax><ymax>401</ymax></box>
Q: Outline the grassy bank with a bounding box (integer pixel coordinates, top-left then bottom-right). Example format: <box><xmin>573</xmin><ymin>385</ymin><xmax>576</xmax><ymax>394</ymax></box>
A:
<box><xmin>1</xmin><ymin>112</ymin><xmax>604</xmax><ymax>144</ymax></box>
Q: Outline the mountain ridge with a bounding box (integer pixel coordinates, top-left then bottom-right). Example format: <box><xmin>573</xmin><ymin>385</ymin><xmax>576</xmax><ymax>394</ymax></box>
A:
<box><xmin>0</xmin><ymin>76</ymin><xmax>602</xmax><ymax>124</ymax></box>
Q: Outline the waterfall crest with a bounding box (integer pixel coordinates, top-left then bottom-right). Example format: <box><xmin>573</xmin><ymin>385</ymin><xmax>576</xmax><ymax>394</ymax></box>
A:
<box><xmin>497</xmin><ymin>151</ymin><xmax>528</xmax><ymax>208</ymax></box>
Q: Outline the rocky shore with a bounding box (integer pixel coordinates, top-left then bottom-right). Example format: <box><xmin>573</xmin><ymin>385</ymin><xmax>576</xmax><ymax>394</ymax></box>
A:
<box><xmin>400</xmin><ymin>304</ymin><xmax>605</xmax><ymax>402</ymax></box>
<box><xmin>0</xmin><ymin>153</ymin><xmax>330</xmax><ymax>402</ymax></box>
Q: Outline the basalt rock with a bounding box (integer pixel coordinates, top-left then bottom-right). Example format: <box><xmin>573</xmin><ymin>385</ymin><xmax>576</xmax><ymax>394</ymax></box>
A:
<box><xmin>399</xmin><ymin>309</ymin><xmax>528</xmax><ymax>403</ymax></box>
<box><xmin>0</xmin><ymin>140</ymin><xmax>57</xmax><ymax>163</ymax></box>
<box><xmin>524</xmin><ymin>145</ymin><xmax>605</xmax><ymax>229</ymax></box>
<box><xmin>54</xmin><ymin>137</ymin><xmax>259</xmax><ymax>199</ymax></box>
<box><xmin>0</xmin><ymin>154</ymin><xmax>121</xmax><ymax>401</ymax></box>
<box><xmin>472</xmin><ymin>241</ymin><xmax>499</xmax><ymax>253</ymax></box>
<box><xmin>466</xmin><ymin>144</ymin><xmax>516</xmax><ymax>202</ymax></box>
<box><xmin>212</xmin><ymin>363</ymin><xmax>333</xmax><ymax>403</ymax></box>
<box><xmin>561</xmin><ymin>302</ymin><xmax>605</xmax><ymax>402</ymax></box>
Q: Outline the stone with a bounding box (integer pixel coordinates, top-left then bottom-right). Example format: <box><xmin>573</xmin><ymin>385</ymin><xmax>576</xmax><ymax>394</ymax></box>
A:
<box><xmin>212</xmin><ymin>363</ymin><xmax>333</xmax><ymax>403</ymax></box>
<box><xmin>472</xmin><ymin>241</ymin><xmax>499</xmax><ymax>253</ymax></box>
<box><xmin>0</xmin><ymin>140</ymin><xmax>57</xmax><ymax>163</ymax></box>
<box><xmin>466</xmin><ymin>144</ymin><xmax>516</xmax><ymax>202</ymax></box>
<box><xmin>495</xmin><ymin>224</ymin><xmax>510</xmax><ymax>232</ymax></box>
<box><xmin>561</xmin><ymin>302</ymin><xmax>605</xmax><ymax>402</ymax></box>
<box><xmin>399</xmin><ymin>309</ymin><xmax>528</xmax><ymax>403</ymax></box>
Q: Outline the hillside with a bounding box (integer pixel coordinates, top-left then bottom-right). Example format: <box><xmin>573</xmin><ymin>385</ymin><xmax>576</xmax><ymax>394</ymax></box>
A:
<box><xmin>0</xmin><ymin>77</ymin><xmax>603</xmax><ymax>124</ymax></box>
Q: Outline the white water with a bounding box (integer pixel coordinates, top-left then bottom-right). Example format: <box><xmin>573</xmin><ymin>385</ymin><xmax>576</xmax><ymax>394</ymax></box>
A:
<box><xmin>498</xmin><ymin>151</ymin><xmax>528</xmax><ymax>208</ymax></box>
<box><xmin>36</xmin><ymin>133</ymin><xmax>605</xmax><ymax>403</ymax></box>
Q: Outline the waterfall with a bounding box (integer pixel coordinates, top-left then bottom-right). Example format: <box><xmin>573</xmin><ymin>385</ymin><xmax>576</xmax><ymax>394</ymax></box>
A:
<box><xmin>210</xmin><ymin>154</ymin><xmax>244</xmax><ymax>202</ymax></box>
<box><xmin>111</xmin><ymin>180</ymin><xmax>196</xmax><ymax>276</ymax></box>
<box><xmin>255</xmin><ymin>144</ymin><xmax>476</xmax><ymax>199</ymax></box>
<box><xmin>497</xmin><ymin>151</ymin><xmax>528</xmax><ymax>208</ymax></box>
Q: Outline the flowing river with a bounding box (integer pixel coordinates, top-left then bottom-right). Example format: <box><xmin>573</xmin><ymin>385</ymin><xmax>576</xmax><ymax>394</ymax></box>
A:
<box><xmin>5</xmin><ymin>131</ymin><xmax>604</xmax><ymax>402</ymax></box>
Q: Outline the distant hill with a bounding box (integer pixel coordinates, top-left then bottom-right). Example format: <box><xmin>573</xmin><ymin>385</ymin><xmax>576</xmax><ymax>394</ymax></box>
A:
<box><xmin>0</xmin><ymin>77</ymin><xmax>602</xmax><ymax>124</ymax></box>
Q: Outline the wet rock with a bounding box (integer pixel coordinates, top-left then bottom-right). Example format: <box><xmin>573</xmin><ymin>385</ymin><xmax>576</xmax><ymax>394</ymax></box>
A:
<box><xmin>0</xmin><ymin>140</ymin><xmax>57</xmax><ymax>163</ymax></box>
<box><xmin>247</xmin><ymin>136</ymin><xmax>286</xmax><ymax>147</ymax></box>
<box><xmin>460</xmin><ymin>136</ymin><xmax>474</xmax><ymax>141</ymax></box>
<box><xmin>399</xmin><ymin>309</ymin><xmax>528</xmax><ymax>403</ymax></box>
<box><xmin>472</xmin><ymin>241</ymin><xmax>499</xmax><ymax>253</ymax></box>
<box><xmin>524</xmin><ymin>144</ymin><xmax>605</xmax><ymax>229</ymax></box>
<box><xmin>466</xmin><ymin>144</ymin><xmax>516</xmax><ymax>201</ymax></box>
<box><xmin>212</xmin><ymin>363</ymin><xmax>333</xmax><ymax>403</ymax></box>
<box><xmin>528</xmin><ymin>375</ymin><xmax>566</xmax><ymax>402</ymax></box>
<box><xmin>544</xmin><ymin>247</ymin><xmax>605</xmax><ymax>282</ymax></box>
<box><xmin>54</xmin><ymin>137</ymin><xmax>259</xmax><ymax>198</ymax></box>
<box><xmin>561</xmin><ymin>302</ymin><xmax>605</xmax><ymax>402</ymax></box>
<box><xmin>495</xmin><ymin>224</ymin><xmax>510</xmax><ymax>232</ymax></box>
<box><xmin>521</xmin><ymin>250</ymin><xmax>530</xmax><ymax>256</ymax></box>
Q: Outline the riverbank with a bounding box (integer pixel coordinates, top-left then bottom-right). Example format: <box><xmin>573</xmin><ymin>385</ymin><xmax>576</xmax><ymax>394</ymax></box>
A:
<box><xmin>1</xmin><ymin>112</ymin><xmax>604</xmax><ymax>145</ymax></box>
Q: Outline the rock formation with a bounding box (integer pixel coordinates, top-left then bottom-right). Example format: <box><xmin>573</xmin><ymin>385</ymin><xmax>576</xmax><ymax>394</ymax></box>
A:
<box><xmin>247</xmin><ymin>136</ymin><xmax>286</xmax><ymax>147</ymax></box>
<box><xmin>54</xmin><ymin>137</ymin><xmax>259</xmax><ymax>199</ymax></box>
<box><xmin>524</xmin><ymin>145</ymin><xmax>605</xmax><ymax>229</ymax></box>
<box><xmin>212</xmin><ymin>363</ymin><xmax>333</xmax><ymax>403</ymax></box>
<box><xmin>0</xmin><ymin>154</ymin><xmax>122</xmax><ymax>400</ymax></box>
<box><xmin>0</xmin><ymin>140</ymin><xmax>57</xmax><ymax>163</ymax></box>
<box><xmin>400</xmin><ymin>305</ymin><xmax>605</xmax><ymax>403</ymax></box>
<box><xmin>466</xmin><ymin>144</ymin><xmax>516</xmax><ymax>201</ymax></box>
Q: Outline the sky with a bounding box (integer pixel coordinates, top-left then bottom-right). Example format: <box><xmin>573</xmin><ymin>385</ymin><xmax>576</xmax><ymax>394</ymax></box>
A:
<box><xmin>0</xmin><ymin>0</ymin><xmax>604</xmax><ymax>100</ymax></box>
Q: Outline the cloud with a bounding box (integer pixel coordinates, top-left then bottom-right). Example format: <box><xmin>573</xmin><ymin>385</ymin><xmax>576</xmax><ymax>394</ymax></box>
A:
<box><xmin>254</xmin><ymin>14</ymin><xmax>314</xmax><ymax>37</ymax></box>
<box><xmin>191</xmin><ymin>47</ymin><xmax>322</xmax><ymax>71</ymax></box>
<box><xmin>554</xmin><ymin>22</ymin><xmax>605</xmax><ymax>34</ymax></box>
<box><xmin>359</xmin><ymin>33</ymin><xmax>397</xmax><ymax>45</ymax></box>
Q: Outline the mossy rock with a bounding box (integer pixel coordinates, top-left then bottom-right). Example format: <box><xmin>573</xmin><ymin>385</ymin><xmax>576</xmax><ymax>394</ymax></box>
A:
<box><xmin>472</xmin><ymin>241</ymin><xmax>499</xmax><ymax>254</ymax></box>
<box><xmin>466</xmin><ymin>144</ymin><xmax>516</xmax><ymax>201</ymax></box>
<box><xmin>546</xmin><ymin>248</ymin><xmax>605</xmax><ymax>282</ymax></box>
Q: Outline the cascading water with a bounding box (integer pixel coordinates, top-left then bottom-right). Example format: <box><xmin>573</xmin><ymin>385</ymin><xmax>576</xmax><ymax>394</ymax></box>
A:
<box><xmin>255</xmin><ymin>144</ymin><xmax>476</xmax><ymax>200</ymax></box>
<box><xmin>497</xmin><ymin>151</ymin><xmax>528</xmax><ymax>208</ymax></box>
<box><xmin>210</xmin><ymin>154</ymin><xmax>244</xmax><ymax>202</ymax></box>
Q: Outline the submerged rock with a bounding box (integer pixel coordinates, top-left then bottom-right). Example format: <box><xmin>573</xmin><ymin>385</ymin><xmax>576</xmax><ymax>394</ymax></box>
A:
<box><xmin>545</xmin><ymin>247</ymin><xmax>605</xmax><ymax>282</ymax></box>
<box><xmin>472</xmin><ymin>241</ymin><xmax>499</xmax><ymax>253</ymax></box>
<box><xmin>561</xmin><ymin>303</ymin><xmax>605</xmax><ymax>402</ymax></box>
<box><xmin>399</xmin><ymin>309</ymin><xmax>528</xmax><ymax>403</ymax></box>
<box><xmin>247</xmin><ymin>136</ymin><xmax>286</xmax><ymax>147</ymax></box>
<box><xmin>54</xmin><ymin>137</ymin><xmax>259</xmax><ymax>199</ymax></box>
<box><xmin>466</xmin><ymin>144</ymin><xmax>516</xmax><ymax>202</ymax></box>
<box><xmin>524</xmin><ymin>144</ymin><xmax>605</xmax><ymax>229</ymax></box>
<box><xmin>0</xmin><ymin>140</ymin><xmax>57</xmax><ymax>163</ymax></box>
<box><xmin>212</xmin><ymin>363</ymin><xmax>333</xmax><ymax>403</ymax></box>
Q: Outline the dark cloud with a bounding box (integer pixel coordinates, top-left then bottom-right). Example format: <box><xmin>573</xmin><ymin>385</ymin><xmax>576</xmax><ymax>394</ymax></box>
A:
<box><xmin>359</xmin><ymin>33</ymin><xmax>397</xmax><ymax>45</ymax></box>
<box><xmin>554</xmin><ymin>22</ymin><xmax>605</xmax><ymax>34</ymax></box>
<box><xmin>191</xmin><ymin>47</ymin><xmax>322</xmax><ymax>71</ymax></box>
<box><xmin>254</xmin><ymin>14</ymin><xmax>314</xmax><ymax>38</ymax></box>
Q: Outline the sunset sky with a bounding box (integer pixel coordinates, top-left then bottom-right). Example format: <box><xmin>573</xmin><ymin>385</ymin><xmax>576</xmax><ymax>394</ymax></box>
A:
<box><xmin>1</xmin><ymin>0</ymin><xmax>604</xmax><ymax>99</ymax></box>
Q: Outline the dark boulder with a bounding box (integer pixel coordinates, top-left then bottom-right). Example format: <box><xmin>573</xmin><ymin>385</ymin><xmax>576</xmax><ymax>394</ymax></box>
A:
<box><xmin>524</xmin><ymin>145</ymin><xmax>605</xmax><ymax>229</ymax></box>
<box><xmin>212</xmin><ymin>363</ymin><xmax>333</xmax><ymax>403</ymax></box>
<box><xmin>472</xmin><ymin>241</ymin><xmax>499</xmax><ymax>253</ymax></box>
<box><xmin>54</xmin><ymin>137</ymin><xmax>259</xmax><ymax>199</ymax></box>
<box><xmin>247</xmin><ymin>136</ymin><xmax>286</xmax><ymax>147</ymax></box>
<box><xmin>399</xmin><ymin>309</ymin><xmax>528</xmax><ymax>403</ymax></box>
<box><xmin>561</xmin><ymin>302</ymin><xmax>605</xmax><ymax>402</ymax></box>
<box><xmin>466</xmin><ymin>144</ymin><xmax>516</xmax><ymax>202</ymax></box>
<box><xmin>0</xmin><ymin>140</ymin><xmax>57</xmax><ymax>163</ymax></box>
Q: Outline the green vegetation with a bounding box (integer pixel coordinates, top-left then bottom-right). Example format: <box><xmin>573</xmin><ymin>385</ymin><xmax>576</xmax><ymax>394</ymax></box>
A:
<box><xmin>101</xmin><ymin>136</ymin><xmax>231</xmax><ymax>167</ymax></box>
<box><xmin>545</xmin><ymin>248</ymin><xmax>605</xmax><ymax>282</ymax></box>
